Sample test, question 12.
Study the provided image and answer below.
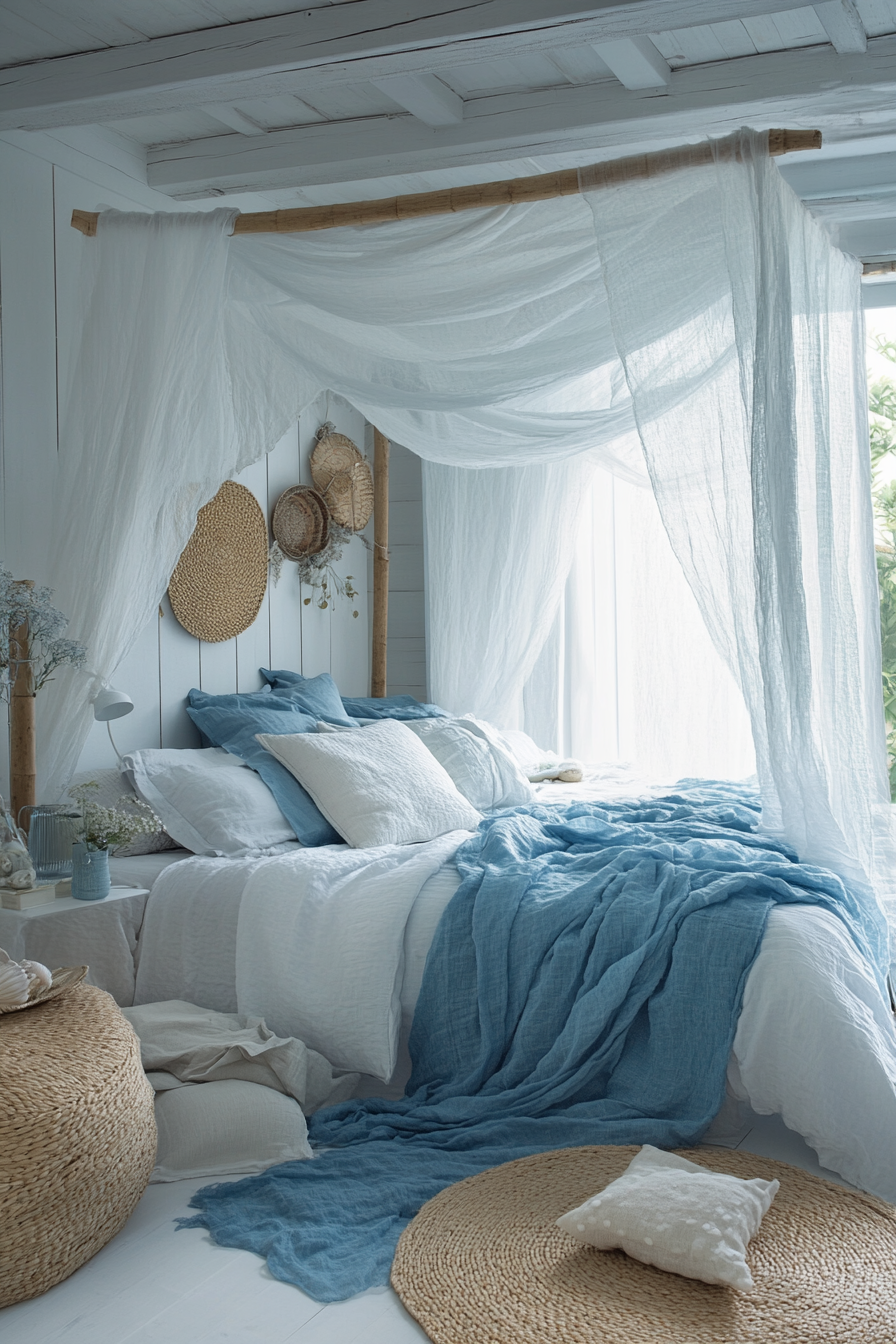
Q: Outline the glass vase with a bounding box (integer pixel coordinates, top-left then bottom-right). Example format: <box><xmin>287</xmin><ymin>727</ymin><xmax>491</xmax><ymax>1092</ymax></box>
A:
<box><xmin>71</xmin><ymin>842</ymin><xmax>111</xmax><ymax>901</ymax></box>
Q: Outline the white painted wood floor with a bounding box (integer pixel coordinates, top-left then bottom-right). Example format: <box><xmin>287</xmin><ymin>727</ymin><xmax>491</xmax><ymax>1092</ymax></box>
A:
<box><xmin>0</xmin><ymin>1115</ymin><xmax>855</xmax><ymax>1344</ymax></box>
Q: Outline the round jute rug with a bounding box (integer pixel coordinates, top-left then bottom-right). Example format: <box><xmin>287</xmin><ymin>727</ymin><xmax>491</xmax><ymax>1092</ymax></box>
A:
<box><xmin>391</xmin><ymin>1145</ymin><xmax>896</xmax><ymax>1344</ymax></box>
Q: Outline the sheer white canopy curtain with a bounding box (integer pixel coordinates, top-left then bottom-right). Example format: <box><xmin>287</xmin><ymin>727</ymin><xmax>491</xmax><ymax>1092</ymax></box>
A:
<box><xmin>42</xmin><ymin>129</ymin><xmax>892</xmax><ymax>947</ymax></box>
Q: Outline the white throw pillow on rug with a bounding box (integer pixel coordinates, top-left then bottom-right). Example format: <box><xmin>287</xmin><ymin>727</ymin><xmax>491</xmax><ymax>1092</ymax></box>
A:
<box><xmin>257</xmin><ymin>720</ymin><xmax>481</xmax><ymax>847</ymax></box>
<box><xmin>556</xmin><ymin>1145</ymin><xmax>779</xmax><ymax>1290</ymax></box>
<box><xmin>151</xmin><ymin>1077</ymin><xmax>312</xmax><ymax>1181</ymax></box>
<box><xmin>404</xmin><ymin>717</ymin><xmax>534</xmax><ymax>810</ymax></box>
<box><xmin>123</xmin><ymin>748</ymin><xmax>296</xmax><ymax>857</ymax></box>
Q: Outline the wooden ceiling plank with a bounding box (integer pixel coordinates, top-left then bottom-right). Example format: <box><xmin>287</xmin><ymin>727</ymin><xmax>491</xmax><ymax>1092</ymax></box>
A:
<box><xmin>141</xmin><ymin>35</ymin><xmax>896</xmax><ymax>197</ymax></box>
<box><xmin>593</xmin><ymin>35</ymin><xmax>671</xmax><ymax>87</ymax></box>
<box><xmin>0</xmin><ymin>0</ymin><xmax>837</xmax><ymax>132</ymax></box>
<box><xmin>371</xmin><ymin>73</ymin><xmax>464</xmax><ymax>125</ymax></box>
<box><xmin>813</xmin><ymin>0</ymin><xmax>868</xmax><ymax>51</ymax></box>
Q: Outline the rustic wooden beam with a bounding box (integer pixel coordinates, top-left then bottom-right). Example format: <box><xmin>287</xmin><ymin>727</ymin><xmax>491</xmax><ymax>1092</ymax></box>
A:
<box><xmin>71</xmin><ymin>129</ymin><xmax>820</xmax><ymax>239</ymax></box>
<box><xmin>0</xmin><ymin>0</ymin><xmax>815</xmax><ymax>132</ymax></box>
<box><xmin>9</xmin><ymin>581</ymin><xmax>35</xmax><ymax>833</ymax></box>
<box><xmin>371</xmin><ymin>429</ymin><xmax>390</xmax><ymax>699</ymax></box>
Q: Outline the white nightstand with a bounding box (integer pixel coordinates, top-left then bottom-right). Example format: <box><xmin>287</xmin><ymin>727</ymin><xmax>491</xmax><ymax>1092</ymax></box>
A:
<box><xmin>0</xmin><ymin>886</ymin><xmax>150</xmax><ymax>1006</ymax></box>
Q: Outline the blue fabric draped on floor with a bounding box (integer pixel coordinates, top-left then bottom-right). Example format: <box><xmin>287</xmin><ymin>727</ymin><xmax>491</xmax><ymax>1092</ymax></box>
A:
<box><xmin>180</xmin><ymin>784</ymin><xmax>881</xmax><ymax>1301</ymax></box>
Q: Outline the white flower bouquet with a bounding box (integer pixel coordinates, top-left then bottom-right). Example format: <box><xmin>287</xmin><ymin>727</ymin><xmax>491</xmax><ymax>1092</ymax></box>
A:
<box><xmin>68</xmin><ymin>780</ymin><xmax>161</xmax><ymax>852</ymax></box>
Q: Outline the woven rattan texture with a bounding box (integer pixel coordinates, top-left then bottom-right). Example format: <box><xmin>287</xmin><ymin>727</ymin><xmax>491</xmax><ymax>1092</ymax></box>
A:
<box><xmin>272</xmin><ymin>485</ymin><xmax>329</xmax><ymax>559</ymax></box>
<box><xmin>392</xmin><ymin>1145</ymin><xmax>896</xmax><ymax>1344</ymax></box>
<box><xmin>169</xmin><ymin>480</ymin><xmax>268</xmax><ymax>642</ymax></box>
<box><xmin>310</xmin><ymin>433</ymin><xmax>374</xmax><ymax>532</ymax></box>
<box><xmin>0</xmin><ymin>984</ymin><xmax>156</xmax><ymax>1308</ymax></box>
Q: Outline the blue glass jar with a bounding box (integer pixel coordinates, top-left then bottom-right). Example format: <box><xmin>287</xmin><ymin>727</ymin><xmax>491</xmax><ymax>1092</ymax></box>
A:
<box><xmin>71</xmin><ymin>842</ymin><xmax>111</xmax><ymax>901</ymax></box>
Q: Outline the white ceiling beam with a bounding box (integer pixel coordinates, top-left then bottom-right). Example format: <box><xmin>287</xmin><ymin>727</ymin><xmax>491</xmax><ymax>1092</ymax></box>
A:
<box><xmin>371</xmin><ymin>74</ymin><xmax>463</xmax><ymax>126</ymax></box>
<box><xmin>0</xmin><ymin>0</ymin><xmax>827</xmax><ymax>132</ymax></box>
<box><xmin>813</xmin><ymin>1</ymin><xmax>867</xmax><ymax>54</ymax></box>
<box><xmin>146</xmin><ymin>34</ymin><xmax>896</xmax><ymax>198</ymax></box>
<box><xmin>594</xmin><ymin>36</ymin><xmax>671</xmax><ymax>89</ymax></box>
<box><xmin>203</xmin><ymin>104</ymin><xmax>268</xmax><ymax>136</ymax></box>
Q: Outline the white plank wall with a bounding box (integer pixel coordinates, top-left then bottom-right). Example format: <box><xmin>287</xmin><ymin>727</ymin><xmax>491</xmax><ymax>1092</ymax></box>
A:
<box><xmin>75</xmin><ymin>393</ymin><xmax>377</xmax><ymax>773</ymax></box>
<box><xmin>0</xmin><ymin>128</ymin><xmax>426</xmax><ymax>788</ymax></box>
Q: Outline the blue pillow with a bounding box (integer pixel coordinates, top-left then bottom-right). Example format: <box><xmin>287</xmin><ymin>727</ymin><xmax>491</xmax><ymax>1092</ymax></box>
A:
<box><xmin>259</xmin><ymin>670</ymin><xmax>355</xmax><ymax>725</ymax></box>
<box><xmin>259</xmin><ymin>670</ymin><xmax>449</xmax><ymax>722</ymax></box>
<box><xmin>186</xmin><ymin>700</ymin><xmax>342</xmax><ymax>846</ymax></box>
<box><xmin>187</xmin><ymin>685</ymin><xmax>290</xmax><ymax>747</ymax></box>
<box><xmin>340</xmin><ymin>694</ymin><xmax>450</xmax><ymax>721</ymax></box>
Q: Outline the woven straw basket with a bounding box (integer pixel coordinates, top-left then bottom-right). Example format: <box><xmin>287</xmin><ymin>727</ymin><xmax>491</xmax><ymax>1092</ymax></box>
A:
<box><xmin>0</xmin><ymin>984</ymin><xmax>156</xmax><ymax>1307</ymax></box>
<box><xmin>310</xmin><ymin>433</ymin><xmax>374</xmax><ymax>532</ymax></box>
<box><xmin>392</xmin><ymin>1144</ymin><xmax>896</xmax><ymax>1344</ymax></box>
<box><xmin>169</xmin><ymin>480</ymin><xmax>269</xmax><ymax>642</ymax></box>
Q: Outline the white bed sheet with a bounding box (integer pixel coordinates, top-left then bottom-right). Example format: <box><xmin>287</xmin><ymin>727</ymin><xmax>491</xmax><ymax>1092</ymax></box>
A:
<box><xmin>131</xmin><ymin>781</ymin><xmax>896</xmax><ymax>1203</ymax></box>
<box><xmin>109</xmin><ymin>849</ymin><xmax>192</xmax><ymax>890</ymax></box>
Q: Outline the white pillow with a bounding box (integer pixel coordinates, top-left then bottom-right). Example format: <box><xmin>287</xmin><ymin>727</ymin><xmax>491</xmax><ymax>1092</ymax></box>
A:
<box><xmin>150</xmin><ymin>1078</ymin><xmax>312</xmax><ymax>1181</ymax></box>
<box><xmin>256</xmin><ymin>720</ymin><xmax>481</xmax><ymax>847</ymax></box>
<box><xmin>122</xmin><ymin>748</ymin><xmax>296</xmax><ymax>857</ymax></box>
<box><xmin>404</xmin><ymin>718</ymin><xmax>534</xmax><ymax>809</ymax></box>
<box><xmin>556</xmin><ymin>1145</ymin><xmax>779</xmax><ymax>1290</ymax></box>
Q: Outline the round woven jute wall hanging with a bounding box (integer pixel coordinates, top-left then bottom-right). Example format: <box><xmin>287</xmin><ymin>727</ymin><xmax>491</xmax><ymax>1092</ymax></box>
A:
<box><xmin>392</xmin><ymin>1145</ymin><xmax>896</xmax><ymax>1344</ymax></box>
<box><xmin>272</xmin><ymin>485</ymin><xmax>330</xmax><ymax>560</ymax></box>
<box><xmin>310</xmin><ymin>432</ymin><xmax>374</xmax><ymax>532</ymax></box>
<box><xmin>169</xmin><ymin>480</ymin><xmax>268</xmax><ymax>642</ymax></box>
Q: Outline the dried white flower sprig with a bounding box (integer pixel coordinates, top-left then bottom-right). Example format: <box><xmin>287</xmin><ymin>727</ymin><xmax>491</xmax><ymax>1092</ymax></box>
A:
<box><xmin>68</xmin><ymin>781</ymin><xmax>161</xmax><ymax>852</ymax></box>
<box><xmin>0</xmin><ymin>565</ymin><xmax>87</xmax><ymax>699</ymax></box>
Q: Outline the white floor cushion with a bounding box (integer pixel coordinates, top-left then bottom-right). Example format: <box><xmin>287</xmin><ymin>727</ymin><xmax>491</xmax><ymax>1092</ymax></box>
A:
<box><xmin>151</xmin><ymin>1077</ymin><xmax>312</xmax><ymax>1181</ymax></box>
<box><xmin>556</xmin><ymin>1144</ymin><xmax>779</xmax><ymax>1290</ymax></box>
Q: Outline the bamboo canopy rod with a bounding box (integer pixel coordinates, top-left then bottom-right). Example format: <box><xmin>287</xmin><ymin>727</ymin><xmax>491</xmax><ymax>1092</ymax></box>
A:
<box><xmin>9</xmin><ymin>580</ymin><xmax>36</xmax><ymax>832</ymax></box>
<box><xmin>371</xmin><ymin>428</ymin><xmax>390</xmax><ymax>699</ymax></box>
<box><xmin>71</xmin><ymin>129</ymin><xmax>820</xmax><ymax>239</ymax></box>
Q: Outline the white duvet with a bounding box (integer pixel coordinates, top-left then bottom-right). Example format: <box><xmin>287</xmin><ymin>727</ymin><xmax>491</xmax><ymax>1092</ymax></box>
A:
<box><xmin>133</xmin><ymin>800</ymin><xmax>896</xmax><ymax>1203</ymax></box>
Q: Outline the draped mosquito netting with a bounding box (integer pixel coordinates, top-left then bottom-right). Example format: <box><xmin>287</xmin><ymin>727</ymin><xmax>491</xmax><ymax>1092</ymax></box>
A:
<box><xmin>41</xmin><ymin>129</ymin><xmax>894</xmax><ymax>943</ymax></box>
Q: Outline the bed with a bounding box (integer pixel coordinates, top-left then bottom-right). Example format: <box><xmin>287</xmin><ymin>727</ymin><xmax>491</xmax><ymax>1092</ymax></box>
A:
<box><xmin>60</xmin><ymin>675</ymin><xmax>896</xmax><ymax>1300</ymax></box>
<box><xmin>120</xmin><ymin>765</ymin><xmax>896</xmax><ymax>1208</ymax></box>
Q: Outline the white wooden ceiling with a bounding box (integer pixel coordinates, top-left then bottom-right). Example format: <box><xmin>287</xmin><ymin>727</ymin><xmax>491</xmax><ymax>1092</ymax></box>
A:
<box><xmin>2</xmin><ymin>0</ymin><xmax>896</xmax><ymax>283</ymax></box>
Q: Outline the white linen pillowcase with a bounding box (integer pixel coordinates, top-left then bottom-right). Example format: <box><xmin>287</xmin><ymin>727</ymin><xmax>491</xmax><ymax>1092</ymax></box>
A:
<box><xmin>256</xmin><ymin>720</ymin><xmax>481</xmax><ymax>847</ymax></box>
<box><xmin>122</xmin><ymin>748</ymin><xmax>296</xmax><ymax>857</ymax></box>
<box><xmin>150</xmin><ymin>1077</ymin><xmax>312</xmax><ymax>1181</ymax></box>
<box><xmin>404</xmin><ymin>717</ymin><xmax>534</xmax><ymax>809</ymax></box>
<box><xmin>556</xmin><ymin>1144</ymin><xmax>779</xmax><ymax>1290</ymax></box>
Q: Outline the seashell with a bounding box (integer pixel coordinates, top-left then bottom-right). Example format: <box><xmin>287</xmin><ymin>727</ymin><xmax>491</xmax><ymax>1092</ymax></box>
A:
<box><xmin>0</xmin><ymin>947</ymin><xmax>11</xmax><ymax>965</ymax></box>
<box><xmin>22</xmin><ymin>959</ymin><xmax>53</xmax><ymax>992</ymax></box>
<box><xmin>0</xmin><ymin>961</ymin><xmax>30</xmax><ymax>1008</ymax></box>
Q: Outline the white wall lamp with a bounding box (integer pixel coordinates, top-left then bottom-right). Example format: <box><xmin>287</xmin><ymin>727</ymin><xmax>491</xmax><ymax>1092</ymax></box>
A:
<box><xmin>92</xmin><ymin>687</ymin><xmax>134</xmax><ymax>762</ymax></box>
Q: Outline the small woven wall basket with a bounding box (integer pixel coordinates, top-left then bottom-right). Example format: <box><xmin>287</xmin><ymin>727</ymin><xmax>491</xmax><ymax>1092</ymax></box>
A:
<box><xmin>0</xmin><ymin>983</ymin><xmax>156</xmax><ymax>1308</ymax></box>
<box><xmin>391</xmin><ymin>1144</ymin><xmax>896</xmax><ymax>1344</ymax></box>
<box><xmin>168</xmin><ymin>480</ymin><xmax>269</xmax><ymax>642</ymax></box>
<box><xmin>272</xmin><ymin>485</ymin><xmax>330</xmax><ymax>560</ymax></box>
<box><xmin>310</xmin><ymin>432</ymin><xmax>374</xmax><ymax>532</ymax></box>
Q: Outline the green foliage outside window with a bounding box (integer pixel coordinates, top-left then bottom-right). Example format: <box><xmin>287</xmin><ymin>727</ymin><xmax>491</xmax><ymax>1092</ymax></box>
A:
<box><xmin>869</xmin><ymin>335</ymin><xmax>896</xmax><ymax>800</ymax></box>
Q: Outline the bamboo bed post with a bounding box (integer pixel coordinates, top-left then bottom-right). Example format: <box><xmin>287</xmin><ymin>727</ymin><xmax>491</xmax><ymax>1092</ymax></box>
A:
<box><xmin>70</xmin><ymin>130</ymin><xmax>821</xmax><ymax>240</ymax></box>
<box><xmin>372</xmin><ymin>428</ymin><xmax>390</xmax><ymax>699</ymax></box>
<box><xmin>9</xmin><ymin>580</ymin><xmax>35</xmax><ymax>832</ymax></box>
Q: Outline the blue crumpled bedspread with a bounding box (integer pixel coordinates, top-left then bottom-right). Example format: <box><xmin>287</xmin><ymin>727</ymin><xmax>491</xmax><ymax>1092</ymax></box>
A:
<box><xmin>180</xmin><ymin>783</ymin><xmax>881</xmax><ymax>1301</ymax></box>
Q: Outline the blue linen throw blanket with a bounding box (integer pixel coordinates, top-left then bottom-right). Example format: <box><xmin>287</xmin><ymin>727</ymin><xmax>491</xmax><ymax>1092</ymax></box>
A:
<box><xmin>181</xmin><ymin>785</ymin><xmax>882</xmax><ymax>1301</ymax></box>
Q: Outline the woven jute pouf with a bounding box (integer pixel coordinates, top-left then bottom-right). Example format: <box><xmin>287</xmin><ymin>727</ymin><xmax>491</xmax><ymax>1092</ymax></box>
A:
<box><xmin>0</xmin><ymin>983</ymin><xmax>156</xmax><ymax>1307</ymax></box>
<box><xmin>392</xmin><ymin>1145</ymin><xmax>896</xmax><ymax>1344</ymax></box>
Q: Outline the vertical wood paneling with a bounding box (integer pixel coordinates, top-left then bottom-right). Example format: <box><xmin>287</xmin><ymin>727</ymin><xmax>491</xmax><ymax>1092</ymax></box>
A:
<box><xmin>234</xmin><ymin>454</ymin><xmax>272</xmax><ymax>691</ymax></box>
<box><xmin>159</xmin><ymin>593</ymin><xmax>201</xmax><ymax>749</ymax></box>
<box><xmin>329</xmin><ymin>399</ymin><xmax>371</xmax><ymax>696</ymax></box>
<box><xmin>266</xmin><ymin>423</ymin><xmax>303</xmax><ymax>675</ymax></box>
<box><xmin>298</xmin><ymin>396</ymin><xmax>332</xmax><ymax>677</ymax></box>
<box><xmin>378</xmin><ymin>442</ymin><xmax>426</xmax><ymax>700</ymax></box>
